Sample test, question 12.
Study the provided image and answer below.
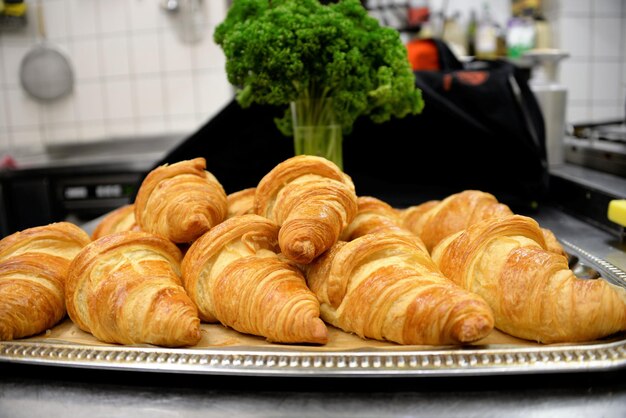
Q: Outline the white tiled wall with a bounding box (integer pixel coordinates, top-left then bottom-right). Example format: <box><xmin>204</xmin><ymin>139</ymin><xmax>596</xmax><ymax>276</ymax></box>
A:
<box><xmin>547</xmin><ymin>0</ymin><xmax>626</xmax><ymax>124</ymax></box>
<box><xmin>0</xmin><ymin>0</ymin><xmax>233</xmax><ymax>159</ymax></box>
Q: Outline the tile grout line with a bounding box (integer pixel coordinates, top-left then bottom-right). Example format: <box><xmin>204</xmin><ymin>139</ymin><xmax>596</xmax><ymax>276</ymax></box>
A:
<box><xmin>55</xmin><ymin>0</ymin><xmax>78</xmax><ymax>147</ymax></box>
<box><xmin>190</xmin><ymin>1</ymin><xmax>210</xmax><ymax>124</ymax></box>
<box><xmin>0</xmin><ymin>66</ymin><xmax>225</xmax><ymax>89</ymax></box>
<box><xmin>157</xmin><ymin>13</ymin><xmax>171</xmax><ymax>133</ymax></box>
<box><xmin>586</xmin><ymin>8</ymin><xmax>594</xmax><ymax>121</ymax></box>
<box><xmin>93</xmin><ymin>0</ymin><xmax>109</xmax><ymax>143</ymax></box>
<box><xmin>67</xmin><ymin>0</ymin><xmax>83</xmax><ymax>143</ymax></box>
<box><xmin>0</xmin><ymin>30</ymin><xmax>15</xmax><ymax>152</ymax></box>
<box><xmin>123</xmin><ymin>0</ymin><xmax>140</xmax><ymax>136</ymax></box>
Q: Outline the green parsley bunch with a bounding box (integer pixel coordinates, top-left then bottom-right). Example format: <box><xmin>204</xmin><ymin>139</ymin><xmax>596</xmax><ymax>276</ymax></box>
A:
<box><xmin>214</xmin><ymin>0</ymin><xmax>424</xmax><ymax>135</ymax></box>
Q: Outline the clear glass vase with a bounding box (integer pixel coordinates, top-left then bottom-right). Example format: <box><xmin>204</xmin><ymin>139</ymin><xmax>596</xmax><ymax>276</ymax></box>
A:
<box><xmin>290</xmin><ymin>98</ymin><xmax>343</xmax><ymax>169</ymax></box>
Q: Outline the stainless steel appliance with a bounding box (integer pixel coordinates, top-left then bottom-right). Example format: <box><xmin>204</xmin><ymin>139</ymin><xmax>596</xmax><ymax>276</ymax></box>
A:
<box><xmin>549</xmin><ymin>111</ymin><xmax>626</xmax><ymax>239</ymax></box>
<box><xmin>0</xmin><ymin>135</ymin><xmax>184</xmax><ymax>237</ymax></box>
<box><xmin>563</xmin><ymin>119</ymin><xmax>626</xmax><ymax>177</ymax></box>
<box><xmin>524</xmin><ymin>49</ymin><xmax>569</xmax><ymax>168</ymax></box>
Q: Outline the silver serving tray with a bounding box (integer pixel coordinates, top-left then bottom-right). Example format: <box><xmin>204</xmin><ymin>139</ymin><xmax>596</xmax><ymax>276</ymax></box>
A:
<box><xmin>1</xmin><ymin>240</ymin><xmax>626</xmax><ymax>378</ymax></box>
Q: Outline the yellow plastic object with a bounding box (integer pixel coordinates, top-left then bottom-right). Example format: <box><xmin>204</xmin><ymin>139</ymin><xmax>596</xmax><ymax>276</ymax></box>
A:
<box><xmin>4</xmin><ymin>3</ymin><xmax>27</xmax><ymax>17</ymax></box>
<box><xmin>608</xmin><ymin>200</ymin><xmax>626</xmax><ymax>227</ymax></box>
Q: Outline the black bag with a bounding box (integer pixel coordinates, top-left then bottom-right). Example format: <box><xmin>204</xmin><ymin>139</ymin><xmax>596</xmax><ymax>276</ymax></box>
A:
<box><xmin>150</xmin><ymin>39</ymin><xmax>547</xmax><ymax>210</ymax></box>
<box><xmin>343</xmin><ymin>39</ymin><xmax>548</xmax><ymax>209</ymax></box>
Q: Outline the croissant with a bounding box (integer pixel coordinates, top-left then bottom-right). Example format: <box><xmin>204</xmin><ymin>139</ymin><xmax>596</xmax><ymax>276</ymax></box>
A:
<box><xmin>431</xmin><ymin>215</ymin><xmax>626</xmax><ymax>343</ymax></box>
<box><xmin>134</xmin><ymin>157</ymin><xmax>228</xmax><ymax>243</ymax></box>
<box><xmin>227</xmin><ymin>187</ymin><xmax>256</xmax><ymax>219</ymax></box>
<box><xmin>91</xmin><ymin>204</ymin><xmax>139</xmax><ymax>240</ymax></box>
<box><xmin>182</xmin><ymin>214</ymin><xmax>328</xmax><ymax>344</ymax></box>
<box><xmin>400</xmin><ymin>190</ymin><xmax>566</xmax><ymax>256</ymax></box>
<box><xmin>66</xmin><ymin>231</ymin><xmax>201</xmax><ymax>347</ymax></box>
<box><xmin>0</xmin><ymin>222</ymin><xmax>91</xmax><ymax>340</ymax></box>
<box><xmin>340</xmin><ymin>196</ymin><xmax>430</xmax><ymax>253</ymax></box>
<box><xmin>255</xmin><ymin>155</ymin><xmax>358</xmax><ymax>264</ymax></box>
<box><xmin>305</xmin><ymin>231</ymin><xmax>494</xmax><ymax>345</ymax></box>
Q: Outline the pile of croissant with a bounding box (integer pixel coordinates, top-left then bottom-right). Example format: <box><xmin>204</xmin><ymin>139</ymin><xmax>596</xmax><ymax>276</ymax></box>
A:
<box><xmin>2</xmin><ymin>155</ymin><xmax>626</xmax><ymax>348</ymax></box>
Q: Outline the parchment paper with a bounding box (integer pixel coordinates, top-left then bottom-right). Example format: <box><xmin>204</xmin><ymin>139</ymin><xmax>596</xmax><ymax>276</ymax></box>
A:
<box><xmin>25</xmin><ymin>317</ymin><xmax>572</xmax><ymax>352</ymax></box>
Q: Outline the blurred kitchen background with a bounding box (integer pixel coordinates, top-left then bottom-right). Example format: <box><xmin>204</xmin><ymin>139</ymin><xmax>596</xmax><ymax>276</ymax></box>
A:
<box><xmin>0</xmin><ymin>0</ymin><xmax>624</xmax><ymax>160</ymax></box>
<box><xmin>0</xmin><ymin>0</ymin><xmax>624</xmax><ymax>236</ymax></box>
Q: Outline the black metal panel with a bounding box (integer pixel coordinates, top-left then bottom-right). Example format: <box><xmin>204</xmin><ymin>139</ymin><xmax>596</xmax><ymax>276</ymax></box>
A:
<box><xmin>4</xmin><ymin>177</ymin><xmax>55</xmax><ymax>234</ymax></box>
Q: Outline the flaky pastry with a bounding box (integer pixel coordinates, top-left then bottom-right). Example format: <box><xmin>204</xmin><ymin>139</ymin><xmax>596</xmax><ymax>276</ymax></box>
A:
<box><xmin>66</xmin><ymin>231</ymin><xmax>201</xmax><ymax>347</ymax></box>
<box><xmin>305</xmin><ymin>231</ymin><xmax>494</xmax><ymax>345</ymax></box>
<box><xmin>134</xmin><ymin>157</ymin><xmax>228</xmax><ymax>243</ymax></box>
<box><xmin>400</xmin><ymin>190</ymin><xmax>566</xmax><ymax>256</ymax></box>
<box><xmin>340</xmin><ymin>196</ymin><xmax>428</xmax><ymax>252</ymax></box>
<box><xmin>255</xmin><ymin>155</ymin><xmax>358</xmax><ymax>264</ymax></box>
<box><xmin>227</xmin><ymin>187</ymin><xmax>256</xmax><ymax>219</ymax></box>
<box><xmin>182</xmin><ymin>214</ymin><xmax>328</xmax><ymax>344</ymax></box>
<box><xmin>91</xmin><ymin>204</ymin><xmax>139</xmax><ymax>240</ymax></box>
<box><xmin>431</xmin><ymin>215</ymin><xmax>626</xmax><ymax>343</ymax></box>
<box><xmin>0</xmin><ymin>222</ymin><xmax>91</xmax><ymax>340</ymax></box>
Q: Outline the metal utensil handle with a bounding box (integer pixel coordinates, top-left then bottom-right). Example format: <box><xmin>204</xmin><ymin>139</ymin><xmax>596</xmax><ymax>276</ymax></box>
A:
<box><xmin>36</xmin><ymin>0</ymin><xmax>46</xmax><ymax>40</ymax></box>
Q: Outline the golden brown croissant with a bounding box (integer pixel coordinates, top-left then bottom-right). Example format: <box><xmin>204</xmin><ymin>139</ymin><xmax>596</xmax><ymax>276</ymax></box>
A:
<box><xmin>66</xmin><ymin>231</ymin><xmax>201</xmax><ymax>347</ymax></box>
<box><xmin>340</xmin><ymin>196</ymin><xmax>430</xmax><ymax>254</ymax></box>
<box><xmin>0</xmin><ymin>222</ymin><xmax>91</xmax><ymax>340</ymax></box>
<box><xmin>305</xmin><ymin>231</ymin><xmax>494</xmax><ymax>345</ymax></box>
<box><xmin>341</xmin><ymin>196</ymin><xmax>403</xmax><ymax>239</ymax></box>
<box><xmin>134</xmin><ymin>157</ymin><xmax>228</xmax><ymax>243</ymax></box>
<box><xmin>254</xmin><ymin>155</ymin><xmax>358</xmax><ymax>264</ymax></box>
<box><xmin>182</xmin><ymin>214</ymin><xmax>328</xmax><ymax>344</ymax></box>
<box><xmin>431</xmin><ymin>215</ymin><xmax>626</xmax><ymax>343</ymax></box>
<box><xmin>91</xmin><ymin>204</ymin><xmax>139</xmax><ymax>240</ymax></box>
<box><xmin>227</xmin><ymin>187</ymin><xmax>256</xmax><ymax>219</ymax></box>
<box><xmin>400</xmin><ymin>190</ymin><xmax>566</xmax><ymax>256</ymax></box>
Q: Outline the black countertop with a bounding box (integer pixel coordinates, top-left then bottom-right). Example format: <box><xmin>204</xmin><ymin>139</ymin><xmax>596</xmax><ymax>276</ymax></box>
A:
<box><xmin>1</xmin><ymin>361</ymin><xmax>626</xmax><ymax>418</ymax></box>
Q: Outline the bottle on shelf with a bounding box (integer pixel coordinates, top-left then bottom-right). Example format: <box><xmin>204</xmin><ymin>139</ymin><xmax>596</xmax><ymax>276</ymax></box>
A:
<box><xmin>474</xmin><ymin>2</ymin><xmax>498</xmax><ymax>60</ymax></box>
<box><xmin>442</xmin><ymin>11</ymin><xmax>467</xmax><ymax>58</ymax></box>
<box><xmin>466</xmin><ymin>9</ymin><xmax>477</xmax><ymax>57</ymax></box>
<box><xmin>506</xmin><ymin>8</ymin><xmax>536</xmax><ymax>59</ymax></box>
<box><xmin>533</xmin><ymin>14</ymin><xmax>552</xmax><ymax>50</ymax></box>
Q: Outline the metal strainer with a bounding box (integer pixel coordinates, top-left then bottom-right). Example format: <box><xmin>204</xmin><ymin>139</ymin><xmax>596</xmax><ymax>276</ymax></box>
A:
<box><xmin>19</xmin><ymin>0</ymin><xmax>74</xmax><ymax>102</ymax></box>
